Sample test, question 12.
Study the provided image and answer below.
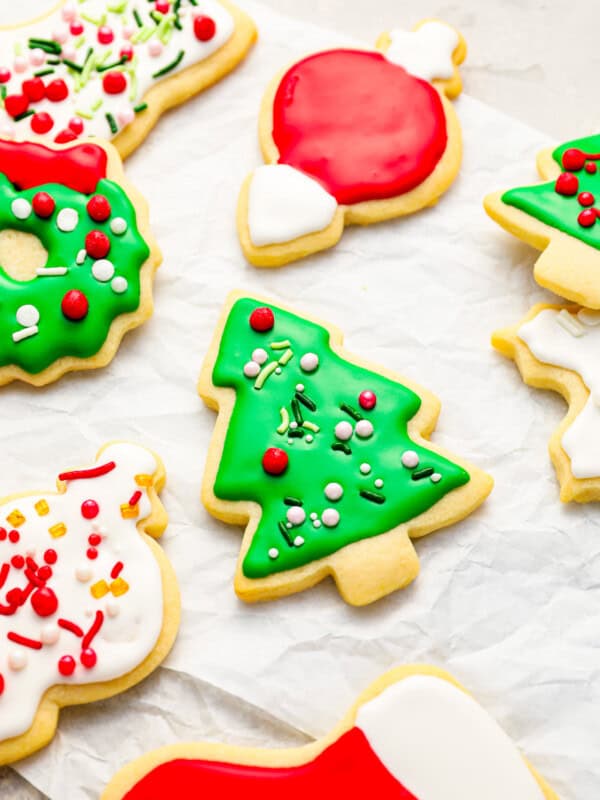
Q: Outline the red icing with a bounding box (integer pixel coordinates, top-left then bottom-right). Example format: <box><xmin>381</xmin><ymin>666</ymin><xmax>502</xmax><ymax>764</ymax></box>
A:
<box><xmin>0</xmin><ymin>140</ymin><xmax>107</xmax><ymax>194</ymax></box>
<box><xmin>272</xmin><ymin>50</ymin><xmax>448</xmax><ymax>205</ymax></box>
<box><xmin>262</xmin><ymin>447</ymin><xmax>288</xmax><ymax>476</ymax></box>
<box><xmin>122</xmin><ymin>728</ymin><xmax>417</xmax><ymax>800</ymax></box>
<box><xmin>55</xmin><ymin>129</ymin><xmax>78</xmax><ymax>144</ymax></box>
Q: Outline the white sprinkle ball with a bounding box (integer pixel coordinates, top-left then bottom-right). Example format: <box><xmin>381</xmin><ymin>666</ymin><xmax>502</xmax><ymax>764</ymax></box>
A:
<box><xmin>401</xmin><ymin>450</ymin><xmax>419</xmax><ymax>469</ymax></box>
<box><xmin>16</xmin><ymin>304</ymin><xmax>39</xmax><ymax>327</ymax></box>
<box><xmin>360</xmin><ymin>463</ymin><xmax>371</xmax><ymax>475</ymax></box>
<box><xmin>110</xmin><ymin>217</ymin><xmax>128</xmax><ymax>235</ymax></box>
<box><xmin>268</xmin><ymin>547</ymin><xmax>279</xmax><ymax>559</ymax></box>
<box><xmin>57</xmin><ymin>207</ymin><xmax>79</xmax><ymax>232</ymax></box>
<box><xmin>286</xmin><ymin>506</ymin><xmax>306</xmax><ymax>526</ymax></box>
<box><xmin>374</xmin><ymin>478</ymin><xmax>384</xmax><ymax>489</ymax></box>
<box><xmin>355</xmin><ymin>419</ymin><xmax>374</xmax><ymax>439</ymax></box>
<box><xmin>334</xmin><ymin>421</ymin><xmax>353</xmax><ymax>441</ymax></box>
<box><xmin>92</xmin><ymin>259</ymin><xmax>115</xmax><ymax>282</ymax></box>
<box><xmin>294</xmin><ymin>536</ymin><xmax>305</xmax><ymax>547</ymax></box>
<box><xmin>300</xmin><ymin>352</ymin><xmax>319</xmax><ymax>372</ymax></box>
<box><xmin>322</xmin><ymin>508</ymin><xmax>340</xmax><ymax>527</ymax></box>
<box><xmin>324</xmin><ymin>482</ymin><xmax>344</xmax><ymax>501</ymax></box>
<box><xmin>252</xmin><ymin>348</ymin><xmax>268</xmax><ymax>365</ymax></box>
<box><xmin>431</xmin><ymin>473</ymin><xmax>442</xmax><ymax>483</ymax></box>
<box><xmin>243</xmin><ymin>361</ymin><xmax>260</xmax><ymax>378</ymax></box>
<box><xmin>111</xmin><ymin>276</ymin><xmax>128</xmax><ymax>294</ymax></box>
<box><xmin>11</xmin><ymin>198</ymin><xmax>31</xmax><ymax>220</ymax></box>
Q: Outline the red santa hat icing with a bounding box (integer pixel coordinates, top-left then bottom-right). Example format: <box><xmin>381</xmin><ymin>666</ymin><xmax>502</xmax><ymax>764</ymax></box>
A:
<box><xmin>116</xmin><ymin>675</ymin><xmax>546</xmax><ymax>800</ymax></box>
<box><xmin>0</xmin><ymin>443</ymin><xmax>165</xmax><ymax>742</ymax></box>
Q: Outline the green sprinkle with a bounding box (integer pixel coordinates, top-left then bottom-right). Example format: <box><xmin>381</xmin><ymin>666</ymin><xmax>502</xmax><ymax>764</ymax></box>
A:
<box><xmin>291</xmin><ymin>398</ymin><xmax>304</xmax><ymax>426</ymax></box>
<box><xmin>189</xmin><ymin>0</ymin><xmax>197</xmax><ymax>5</ymax></box>
<box><xmin>47</xmin><ymin>57</ymin><xmax>61</xmax><ymax>65</ymax></box>
<box><xmin>277</xmin><ymin>407</ymin><xmax>289</xmax><ymax>435</ymax></box>
<box><xmin>288</xmin><ymin>429</ymin><xmax>305</xmax><ymax>439</ymax></box>
<box><xmin>14</xmin><ymin>42</ymin><xmax>23</xmax><ymax>57</ymax></box>
<box><xmin>62</xmin><ymin>59</ymin><xmax>83</xmax><ymax>73</ymax></box>
<box><xmin>340</xmin><ymin>402</ymin><xmax>363</xmax><ymax>421</ymax></box>
<box><xmin>74</xmin><ymin>35</ymin><xmax>86</xmax><ymax>49</ymax></box>
<box><xmin>80</xmin><ymin>52</ymin><xmax>96</xmax><ymax>88</ymax></box>
<box><xmin>133</xmin><ymin>9</ymin><xmax>143</xmax><ymax>27</ymax></box>
<box><xmin>97</xmin><ymin>48</ymin><xmax>113</xmax><ymax>66</ymax></box>
<box><xmin>81</xmin><ymin>12</ymin><xmax>103</xmax><ymax>25</ymax></box>
<box><xmin>96</xmin><ymin>55</ymin><xmax>128</xmax><ymax>72</ymax></box>
<box><xmin>152</xmin><ymin>48</ymin><xmax>184</xmax><ymax>78</ymax></box>
<box><xmin>14</xmin><ymin>109</ymin><xmax>35</xmax><ymax>122</ymax></box>
<box><xmin>254</xmin><ymin>361</ymin><xmax>278</xmax><ymax>390</ymax></box>
<box><xmin>28</xmin><ymin>39</ymin><xmax>62</xmax><ymax>55</ymax></box>
<box><xmin>411</xmin><ymin>467</ymin><xmax>435</xmax><ymax>481</ymax></box>
<box><xmin>296</xmin><ymin>391</ymin><xmax>316</xmax><ymax>412</ymax></box>
<box><xmin>303</xmin><ymin>421</ymin><xmax>320</xmax><ymax>433</ymax></box>
<box><xmin>0</xmin><ymin>86</ymin><xmax>6</xmax><ymax>101</ymax></box>
<box><xmin>133</xmin><ymin>102</ymin><xmax>148</xmax><ymax>113</ymax></box>
<box><xmin>74</xmin><ymin>109</ymin><xmax>93</xmax><ymax>120</ymax></box>
<box><xmin>278</xmin><ymin>522</ymin><xmax>294</xmax><ymax>547</ymax></box>
<box><xmin>107</xmin><ymin>0</ymin><xmax>128</xmax><ymax>11</ymax></box>
<box><xmin>129</xmin><ymin>73</ymin><xmax>139</xmax><ymax>102</ymax></box>
<box><xmin>150</xmin><ymin>9</ymin><xmax>163</xmax><ymax>23</ymax></box>
<box><xmin>360</xmin><ymin>490</ymin><xmax>386</xmax><ymax>505</ymax></box>
<box><xmin>278</xmin><ymin>349</ymin><xmax>293</xmax><ymax>366</ymax></box>
<box><xmin>105</xmin><ymin>112</ymin><xmax>118</xmax><ymax>134</ymax></box>
<box><xmin>33</xmin><ymin>68</ymin><xmax>55</xmax><ymax>77</ymax></box>
<box><xmin>91</xmin><ymin>98</ymin><xmax>103</xmax><ymax>111</ymax></box>
<box><xmin>284</xmin><ymin>497</ymin><xmax>303</xmax><ymax>506</ymax></box>
<box><xmin>270</xmin><ymin>339</ymin><xmax>291</xmax><ymax>350</ymax></box>
<box><xmin>332</xmin><ymin>443</ymin><xmax>351</xmax><ymax>455</ymax></box>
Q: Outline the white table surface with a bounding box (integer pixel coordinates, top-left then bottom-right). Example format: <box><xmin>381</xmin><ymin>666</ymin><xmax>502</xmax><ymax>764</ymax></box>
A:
<box><xmin>1</xmin><ymin>1</ymin><xmax>597</xmax><ymax>798</ymax></box>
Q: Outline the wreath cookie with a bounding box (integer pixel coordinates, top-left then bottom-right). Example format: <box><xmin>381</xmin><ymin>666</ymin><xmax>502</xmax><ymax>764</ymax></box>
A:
<box><xmin>103</xmin><ymin>665</ymin><xmax>558</xmax><ymax>800</ymax></box>
<box><xmin>0</xmin><ymin>442</ymin><xmax>179</xmax><ymax>765</ymax></box>
<box><xmin>0</xmin><ymin>0</ymin><xmax>256</xmax><ymax>158</ymax></box>
<box><xmin>0</xmin><ymin>137</ymin><xmax>160</xmax><ymax>386</ymax></box>
<box><xmin>493</xmin><ymin>303</ymin><xmax>600</xmax><ymax>503</ymax></box>
<box><xmin>198</xmin><ymin>293</ymin><xmax>493</xmax><ymax>606</ymax></box>
<box><xmin>237</xmin><ymin>19</ymin><xmax>466</xmax><ymax>267</ymax></box>
<box><xmin>485</xmin><ymin>134</ymin><xmax>600</xmax><ymax>308</ymax></box>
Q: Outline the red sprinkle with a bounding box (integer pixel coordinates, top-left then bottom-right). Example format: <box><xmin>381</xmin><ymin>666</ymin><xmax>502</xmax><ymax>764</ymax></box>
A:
<box><xmin>155</xmin><ymin>0</ymin><xmax>170</xmax><ymax>11</ymax></box>
<box><xmin>81</xmin><ymin>499</ymin><xmax>100</xmax><ymax>520</ymax></box>
<box><xmin>45</xmin><ymin>79</ymin><xmax>69</xmax><ymax>102</ymax></box>
<box><xmin>129</xmin><ymin>490</ymin><xmax>142</xmax><ymax>506</ymax></box>
<box><xmin>97</xmin><ymin>25</ymin><xmax>114</xmax><ymax>45</ymax></box>
<box><xmin>58</xmin><ymin>618</ymin><xmax>84</xmax><ymax>637</ymax></box>
<box><xmin>194</xmin><ymin>14</ymin><xmax>216</xmax><ymax>41</ymax></box>
<box><xmin>70</xmin><ymin>21</ymin><xmax>84</xmax><ymax>36</ymax></box>
<box><xmin>22</xmin><ymin>78</ymin><xmax>46</xmax><ymax>103</ymax></box>
<box><xmin>0</xmin><ymin>69</ymin><xmax>11</xmax><ymax>84</ymax></box>
<box><xmin>4</xmin><ymin>94</ymin><xmax>29</xmax><ymax>119</ymax></box>
<box><xmin>61</xmin><ymin>289</ymin><xmax>89</xmax><ymax>322</ymax></box>
<box><xmin>0</xmin><ymin>674</ymin><xmax>4</xmax><ymax>695</ymax></box>
<box><xmin>10</xmin><ymin>555</ymin><xmax>24</xmax><ymax>569</ymax></box>
<box><xmin>59</xmin><ymin>462</ymin><xmax>116</xmax><ymax>482</ymax></box>
<box><xmin>8</xmin><ymin>530</ymin><xmax>19</xmax><ymax>544</ymax></box>
<box><xmin>86</xmin><ymin>195</ymin><xmax>111</xmax><ymax>222</ymax></box>
<box><xmin>31</xmin><ymin>587</ymin><xmax>58</xmax><ymax>617</ymax></box>
<box><xmin>554</xmin><ymin>172</ymin><xmax>578</xmax><ymax>196</ymax></box>
<box><xmin>579</xmin><ymin>191</ymin><xmax>595</xmax><ymax>207</ymax></box>
<box><xmin>82</xmin><ymin>610</ymin><xmax>104</xmax><ymax>650</ymax></box>
<box><xmin>88</xmin><ymin>533</ymin><xmax>101</xmax><ymax>546</ymax></box>
<box><xmin>85</xmin><ymin>229</ymin><xmax>111</xmax><ymax>259</ymax></box>
<box><xmin>0</xmin><ymin>529</ymin><xmax>6</xmax><ymax>541</ymax></box>
<box><xmin>120</xmin><ymin>44</ymin><xmax>134</xmax><ymax>62</ymax></box>
<box><xmin>262</xmin><ymin>447</ymin><xmax>289</xmax><ymax>476</ymax></box>
<box><xmin>54</xmin><ymin>129</ymin><xmax>78</xmax><ymax>144</ymax></box>
<box><xmin>68</xmin><ymin>117</ymin><xmax>84</xmax><ymax>135</ymax></box>
<box><xmin>102</xmin><ymin>71</ymin><xmax>127</xmax><ymax>95</ymax></box>
<box><xmin>110</xmin><ymin>561</ymin><xmax>123</xmax><ymax>579</ymax></box>
<box><xmin>31</xmin><ymin>112</ymin><xmax>54</xmax><ymax>135</ymax></box>
<box><xmin>58</xmin><ymin>655</ymin><xmax>76</xmax><ymax>676</ymax></box>
<box><xmin>7</xmin><ymin>632</ymin><xmax>42</xmax><ymax>650</ymax></box>
<box><xmin>80</xmin><ymin>648</ymin><xmax>97</xmax><ymax>669</ymax></box>
<box><xmin>32</xmin><ymin>191</ymin><xmax>56</xmax><ymax>218</ymax></box>
<box><xmin>43</xmin><ymin>549</ymin><xmax>57</xmax><ymax>565</ymax></box>
<box><xmin>249</xmin><ymin>307</ymin><xmax>275</xmax><ymax>332</ymax></box>
<box><xmin>0</xmin><ymin>564</ymin><xmax>9</xmax><ymax>589</ymax></box>
<box><xmin>586</xmin><ymin>163</ymin><xmax>598</xmax><ymax>174</ymax></box>
<box><xmin>37</xmin><ymin>565</ymin><xmax>52</xmax><ymax>581</ymax></box>
<box><xmin>86</xmin><ymin>547</ymin><xmax>98</xmax><ymax>560</ymax></box>
<box><xmin>578</xmin><ymin>208</ymin><xmax>597</xmax><ymax>227</ymax></box>
<box><xmin>562</xmin><ymin>148</ymin><xmax>586</xmax><ymax>171</ymax></box>
<box><xmin>358</xmin><ymin>390</ymin><xmax>377</xmax><ymax>410</ymax></box>
<box><xmin>5</xmin><ymin>588</ymin><xmax>22</xmax><ymax>606</ymax></box>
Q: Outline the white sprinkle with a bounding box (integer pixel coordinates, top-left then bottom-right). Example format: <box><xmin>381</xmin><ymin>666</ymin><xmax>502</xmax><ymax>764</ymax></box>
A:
<box><xmin>12</xmin><ymin>325</ymin><xmax>38</xmax><ymax>343</ymax></box>
<box><xmin>243</xmin><ymin>361</ymin><xmax>260</xmax><ymax>378</ymax></box>
<box><xmin>306</xmin><ymin>434</ymin><xmax>314</xmax><ymax>443</ymax></box>
<box><xmin>286</xmin><ymin>522</ymin><xmax>292</xmax><ymax>529</ymax></box>
<box><xmin>75</xmin><ymin>566</ymin><xmax>92</xmax><ymax>583</ymax></box>
<box><xmin>111</xmin><ymin>276</ymin><xmax>128</xmax><ymax>294</ymax></box>
<box><xmin>57</xmin><ymin>207</ymin><xmax>79</xmax><ymax>232</ymax></box>
<box><xmin>374</xmin><ymin>478</ymin><xmax>384</xmax><ymax>489</ymax></box>
<box><xmin>76</xmin><ymin>248</ymin><xmax>87</xmax><ymax>265</ymax></box>
<box><xmin>286</xmin><ymin>505</ymin><xmax>306</xmax><ymax>526</ymax></box>
<box><xmin>355</xmin><ymin>419</ymin><xmax>374</xmax><ymax>439</ymax></box>
<box><xmin>110</xmin><ymin>217</ymin><xmax>128</xmax><ymax>235</ymax></box>
<box><xmin>360</xmin><ymin>463</ymin><xmax>371</xmax><ymax>475</ymax></box>
<box><xmin>16</xmin><ymin>304</ymin><xmax>39</xmax><ymax>327</ymax></box>
<box><xmin>92</xmin><ymin>258</ymin><xmax>115</xmax><ymax>282</ymax></box>
<box><xmin>287</xmin><ymin>439</ymin><xmax>294</xmax><ymax>445</ymax></box>
<box><xmin>402</xmin><ymin>450</ymin><xmax>419</xmax><ymax>469</ymax></box>
<box><xmin>334</xmin><ymin>420</ymin><xmax>353</xmax><ymax>441</ymax></box>
<box><xmin>294</xmin><ymin>535</ymin><xmax>305</xmax><ymax>547</ymax></box>
<box><xmin>310</xmin><ymin>512</ymin><xmax>318</xmax><ymax>520</ymax></box>
<box><xmin>252</xmin><ymin>348</ymin><xmax>268</xmax><ymax>365</ymax></box>
<box><xmin>268</xmin><ymin>547</ymin><xmax>279</xmax><ymax>559</ymax></box>
<box><xmin>8</xmin><ymin>651</ymin><xmax>27</xmax><ymax>671</ymax></box>
<box><xmin>36</xmin><ymin>267</ymin><xmax>68</xmax><ymax>276</ymax></box>
<box><xmin>106</xmin><ymin>601</ymin><xmax>120</xmax><ymax>618</ymax></box>
<box><xmin>295</xmin><ymin>383</ymin><xmax>305</xmax><ymax>392</ymax></box>
<box><xmin>11</xmin><ymin>198</ymin><xmax>31</xmax><ymax>220</ymax></box>
<box><xmin>431</xmin><ymin>472</ymin><xmax>442</xmax><ymax>483</ymax></box>
<box><xmin>322</xmin><ymin>508</ymin><xmax>340</xmax><ymax>527</ymax></box>
<box><xmin>275</xmin><ymin>367</ymin><xmax>282</xmax><ymax>374</ymax></box>
<box><xmin>556</xmin><ymin>309</ymin><xmax>586</xmax><ymax>337</ymax></box>
<box><xmin>40</xmin><ymin>624</ymin><xmax>60</xmax><ymax>645</ymax></box>
<box><xmin>325</xmin><ymin>482</ymin><xmax>344</xmax><ymax>501</ymax></box>
<box><xmin>289</xmin><ymin>421</ymin><xmax>298</xmax><ymax>429</ymax></box>
<box><xmin>312</xmin><ymin>519</ymin><xmax>322</xmax><ymax>528</ymax></box>
<box><xmin>300</xmin><ymin>352</ymin><xmax>319</xmax><ymax>372</ymax></box>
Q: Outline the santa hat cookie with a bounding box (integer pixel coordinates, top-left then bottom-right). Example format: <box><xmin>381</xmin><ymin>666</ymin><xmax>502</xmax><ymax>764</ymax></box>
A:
<box><xmin>0</xmin><ymin>442</ymin><xmax>179</xmax><ymax>765</ymax></box>
<box><xmin>237</xmin><ymin>19</ymin><xmax>466</xmax><ymax>267</ymax></box>
<box><xmin>102</xmin><ymin>665</ymin><xmax>558</xmax><ymax>800</ymax></box>
<box><xmin>0</xmin><ymin>0</ymin><xmax>256</xmax><ymax>158</ymax></box>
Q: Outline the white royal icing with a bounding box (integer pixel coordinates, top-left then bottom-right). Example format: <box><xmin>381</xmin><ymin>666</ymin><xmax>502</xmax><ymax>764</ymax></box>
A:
<box><xmin>518</xmin><ymin>307</ymin><xmax>600</xmax><ymax>478</ymax></box>
<box><xmin>356</xmin><ymin>675</ymin><xmax>545</xmax><ymax>800</ymax></box>
<box><xmin>247</xmin><ymin>165</ymin><xmax>338</xmax><ymax>247</ymax></box>
<box><xmin>385</xmin><ymin>21</ymin><xmax>459</xmax><ymax>82</ymax></box>
<box><xmin>0</xmin><ymin>0</ymin><xmax>234</xmax><ymax>142</ymax></box>
<box><xmin>0</xmin><ymin>443</ymin><xmax>165</xmax><ymax>740</ymax></box>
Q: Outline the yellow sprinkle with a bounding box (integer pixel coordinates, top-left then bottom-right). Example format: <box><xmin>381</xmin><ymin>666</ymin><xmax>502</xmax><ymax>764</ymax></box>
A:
<box><xmin>90</xmin><ymin>580</ymin><xmax>109</xmax><ymax>599</ymax></box>
<box><xmin>135</xmin><ymin>473</ymin><xmax>153</xmax><ymax>487</ymax></box>
<box><xmin>35</xmin><ymin>499</ymin><xmax>50</xmax><ymax>516</ymax></box>
<box><xmin>48</xmin><ymin>522</ymin><xmax>67</xmax><ymax>538</ymax></box>
<box><xmin>110</xmin><ymin>577</ymin><xmax>129</xmax><ymax>597</ymax></box>
<box><xmin>120</xmin><ymin>503</ymin><xmax>139</xmax><ymax>519</ymax></box>
<box><xmin>7</xmin><ymin>510</ymin><xmax>25</xmax><ymax>527</ymax></box>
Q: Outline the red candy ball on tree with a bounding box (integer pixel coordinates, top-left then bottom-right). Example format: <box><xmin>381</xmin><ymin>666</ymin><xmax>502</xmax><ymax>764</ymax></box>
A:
<box><xmin>578</xmin><ymin>191</ymin><xmax>595</xmax><ymax>207</ymax></box>
<box><xmin>578</xmin><ymin>208</ymin><xmax>597</xmax><ymax>228</ymax></box>
<box><xmin>58</xmin><ymin>655</ymin><xmax>76</xmax><ymax>676</ymax></box>
<box><xmin>249</xmin><ymin>307</ymin><xmax>275</xmax><ymax>332</ymax></box>
<box><xmin>562</xmin><ymin>148</ymin><xmax>586</xmax><ymax>172</ymax></box>
<box><xmin>194</xmin><ymin>15</ymin><xmax>217</xmax><ymax>41</ymax></box>
<box><xmin>31</xmin><ymin>587</ymin><xmax>58</xmax><ymax>617</ymax></box>
<box><xmin>262</xmin><ymin>447</ymin><xmax>289</xmax><ymax>475</ymax></box>
<box><xmin>87</xmin><ymin>195</ymin><xmax>111</xmax><ymax>222</ymax></box>
<box><xmin>32</xmin><ymin>191</ymin><xmax>55</xmax><ymax>218</ymax></box>
<box><xmin>85</xmin><ymin>230</ymin><xmax>111</xmax><ymax>259</ymax></box>
<box><xmin>358</xmin><ymin>390</ymin><xmax>377</xmax><ymax>410</ymax></box>
<box><xmin>61</xmin><ymin>290</ymin><xmax>89</xmax><ymax>321</ymax></box>
<box><xmin>555</xmin><ymin>172</ymin><xmax>578</xmax><ymax>196</ymax></box>
<box><xmin>103</xmin><ymin>71</ymin><xmax>127</xmax><ymax>95</ymax></box>
<box><xmin>46</xmin><ymin>79</ymin><xmax>68</xmax><ymax>102</ymax></box>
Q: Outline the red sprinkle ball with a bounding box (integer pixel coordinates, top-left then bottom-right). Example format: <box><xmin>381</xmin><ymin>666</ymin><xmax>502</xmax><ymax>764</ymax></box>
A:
<box><xmin>358</xmin><ymin>390</ymin><xmax>377</xmax><ymax>410</ymax></box>
<box><xmin>80</xmin><ymin>648</ymin><xmax>97</xmax><ymax>669</ymax></box>
<box><xmin>22</xmin><ymin>77</ymin><xmax>45</xmax><ymax>102</ymax></box>
<box><xmin>120</xmin><ymin>44</ymin><xmax>134</xmax><ymax>62</ymax></box>
<box><xmin>38</xmin><ymin>566</ymin><xmax>52</xmax><ymax>581</ymax></box>
<box><xmin>70</xmin><ymin>21</ymin><xmax>84</xmax><ymax>36</ymax></box>
<box><xmin>81</xmin><ymin>499</ymin><xmax>100</xmax><ymax>520</ymax></box>
<box><xmin>194</xmin><ymin>14</ymin><xmax>216</xmax><ymax>41</ymax></box>
<box><xmin>554</xmin><ymin>172</ymin><xmax>578</xmax><ymax>197</ymax></box>
<box><xmin>578</xmin><ymin>209</ymin><xmax>597</xmax><ymax>228</ymax></box>
<box><xmin>4</xmin><ymin>94</ymin><xmax>29</xmax><ymax>119</ymax></box>
<box><xmin>68</xmin><ymin>117</ymin><xmax>84</xmax><ymax>135</ymax></box>
<box><xmin>88</xmin><ymin>533</ymin><xmax>101</xmax><ymax>546</ymax></box>
<box><xmin>61</xmin><ymin>290</ymin><xmax>89</xmax><ymax>322</ymax></box>
<box><xmin>562</xmin><ymin>148</ymin><xmax>586</xmax><ymax>172</ymax></box>
<box><xmin>0</xmin><ymin>674</ymin><xmax>4</xmax><ymax>696</ymax></box>
<box><xmin>31</xmin><ymin>587</ymin><xmax>58</xmax><ymax>618</ymax></box>
<box><xmin>44</xmin><ymin>549</ymin><xmax>57</xmax><ymax>565</ymax></box>
<box><xmin>578</xmin><ymin>192</ymin><xmax>595</xmax><ymax>207</ymax></box>
<box><xmin>31</xmin><ymin>112</ymin><xmax>54</xmax><ymax>135</ymax></box>
<box><xmin>10</xmin><ymin>555</ymin><xmax>24</xmax><ymax>569</ymax></box>
<box><xmin>46</xmin><ymin>79</ymin><xmax>69</xmax><ymax>102</ymax></box>
<box><xmin>262</xmin><ymin>447</ymin><xmax>289</xmax><ymax>476</ymax></box>
<box><xmin>0</xmin><ymin>69</ymin><xmax>11</xmax><ymax>84</ymax></box>
<box><xmin>8</xmin><ymin>530</ymin><xmax>19</xmax><ymax>544</ymax></box>
<box><xmin>87</xmin><ymin>195</ymin><xmax>111</xmax><ymax>222</ymax></box>
<box><xmin>55</xmin><ymin>129</ymin><xmax>78</xmax><ymax>144</ymax></box>
<box><xmin>97</xmin><ymin>25</ymin><xmax>114</xmax><ymax>45</ymax></box>
<box><xmin>0</xmin><ymin>528</ymin><xmax>6</xmax><ymax>541</ymax></box>
<box><xmin>32</xmin><ymin>191</ymin><xmax>56</xmax><ymax>218</ymax></box>
<box><xmin>155</xmin><ymin>0</ymin><xmax>171</xmax><ymax>12</ymax></box>
<box><xmin>586</xmin><ymin>163</ymin><xmax>597</xmax><ymax>174</ymax></box>
<box><xmin>58</xmin><ymin>655</ymin><xmax>76</xmax><ymax>676</ymax></box>
<box><xmin>249</xmin><ymin>306</ymin><xmax>275</xmax><ymax>332</ymax></box>
<box><xmin>86</xmin><ymin>547</ymin><xmax>98</xmax><ymax>560</ymax></box>
<box><xmin>85</xmin><ymin>230</ymin><xmax>111</xmax><ymax>259</ymax></box>
<box><xmin>103</xmin><ymin>71</ymin><xmax>127</xmax><ymax>95</ymax></box>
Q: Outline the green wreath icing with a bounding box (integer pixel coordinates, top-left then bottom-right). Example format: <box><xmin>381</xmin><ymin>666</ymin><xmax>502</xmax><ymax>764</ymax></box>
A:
<box><xmin>0</xmin><ymin>172</ymin><xmax>149</xmax><ymax>375</ymax></box>
<box><xmin>212</xmin><ymin>297</ymin><xmax>471</xmax><ymax>579</ymax></box>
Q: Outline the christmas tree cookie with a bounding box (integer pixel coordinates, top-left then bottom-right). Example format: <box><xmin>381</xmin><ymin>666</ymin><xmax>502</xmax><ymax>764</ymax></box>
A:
<box><xmin>493</xmin><ymin>303</ymin><xmax>600</xmax><ymax>502</ymax></box>
<box><xmin>0</xmin><ymin>442</ymin><xmax>179</xmax><ymax>765</ymax></box>
<box><xmin>0</xmin><ymin>0</ymin><xmax>256</xmax><ymax>158</ymax></box>
<box><xmin>199</xmin><ymin>293</ymin><xmax>493</xmax><ymax>605</ymax></box>
<box><xmin>485</xmin><ymin>134</ymin><xmax>600</xmax><ymax>308</ymax></box>
<box><xmin>102</xmin><ymin>665</ymin><xmax>558</xmax><ymax>800</ymax></box>
<box><xmin>237</xmin><ymin>19</ymin><xmax>466</xmax><ymax>267</ymax></box>
<box><xmin>0</xmin><ymin>137</ymin><xmax>161</xmax><ymax>387</ymax></box>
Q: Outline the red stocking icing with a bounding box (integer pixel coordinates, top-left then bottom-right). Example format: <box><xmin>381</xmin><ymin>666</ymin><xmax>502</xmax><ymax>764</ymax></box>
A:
<box><xmin>0</xmin><ymin>140</ymin><xmax>107</xmax><ymax>194</ymax></box>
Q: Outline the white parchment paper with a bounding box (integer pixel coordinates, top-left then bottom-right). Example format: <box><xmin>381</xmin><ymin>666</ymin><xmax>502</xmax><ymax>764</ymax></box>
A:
<box><xmin>1</xmin><ymin>2</ymin><xmax>596</xmax><ymax>798</ymax></box>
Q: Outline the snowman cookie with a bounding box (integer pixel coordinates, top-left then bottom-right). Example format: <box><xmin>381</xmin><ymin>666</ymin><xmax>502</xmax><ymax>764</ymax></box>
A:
<box><xmin>237</xmin><ymin>19</ymin><xmax>466</xmax><ymax>267</ymax></box>
<box><xmin>0</xmin><ymin>442</ymin><xmax>179</xmax><ymax>765</ymax></box>
<box><xmin>0</xmin><ymin>0</ymin><xmax>256</xmax><ymax>158</ymax></box>
<box><xmin>0</xmin><ymin>137</ymin><xmax>160</xmax><ymax>387</ymax></box>
<box><xmin>103</xmin><ymin>665</ymin><xmax>558</xmax><ymax>800</ymax></box>
<box><xmin>198</xmin><ymin>292</ymin><xmax>492</xmax><ymax>606</ymax></box>
<box><xmin>493</xmin><ymin>303</ymin><xmax>600</xmax><ymax>503</ymax></box>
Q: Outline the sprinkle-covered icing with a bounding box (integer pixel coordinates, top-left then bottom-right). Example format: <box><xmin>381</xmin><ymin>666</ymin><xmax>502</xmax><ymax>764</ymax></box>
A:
<box><xmin>0</xmin><ymin>140</ymin><xmax>149</xmax><ymax>375</ymax></box>
<box><xmin>0</xmin><ymin>0</ymin><xmax>234</xmax><ymax>143</ymax></box>
<box><xmin>211</xmin><ymin>298</ymin><xmax>470</xmax><ymax>579</ymax></box>
<box><xmin>0</xmin><ymin>443</ymin><xmax>164</xmax><ymax>741</ymax></box>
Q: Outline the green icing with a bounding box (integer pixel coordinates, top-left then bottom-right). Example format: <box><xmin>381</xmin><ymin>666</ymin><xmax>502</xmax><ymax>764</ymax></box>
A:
<box><xmin>212</xmin><ymin>297</ymin><xmax>471</xmax><ymax>579</ymax></box>
<box><xmin>502</xmin><ymin>133</ymin><xmax>600</xmax><ymax>249</ymax></box>
<box><xmin>0</xmin><ymin>174</ymin><xmax>149</xmax><ymax>374</ymax></box>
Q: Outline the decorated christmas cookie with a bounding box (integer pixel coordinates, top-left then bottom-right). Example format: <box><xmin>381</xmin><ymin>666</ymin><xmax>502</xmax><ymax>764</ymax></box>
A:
<box><xmin>0</xmin><ymin>137</ymin><xmax>160</xmax><ymax>386</ymax></box>
<box><xmin>198</xmin><ymin>293</ymin><xmax>493</xmax><ymax>605</ymax></box>
<box><xmin>0</xmin><ymin>0</ymin><xmax>256</xmax><ymax>158</ymax></box>
<box><xmin>237</xmin><ymin>19</ymin><xmax>466</xmax><ymax>267</ymax></box>
<box><xmin>102</xmin><ymin>665</ymin><xmax>558</xmax><ymax>800</ymax></box>
<box><xmin>0</xmin><ymin>442</ymin><xmax>179</xmax><ymax>765</ymax></box>
<box><xmin>493</xmin><ymin>303</ymin><xmax>600</xmax><ymax>502</ymax></box>
<box><xmin>485</xmin><ymin>134</ymin><xmax>600</xmax><ymax>308</ymax></box>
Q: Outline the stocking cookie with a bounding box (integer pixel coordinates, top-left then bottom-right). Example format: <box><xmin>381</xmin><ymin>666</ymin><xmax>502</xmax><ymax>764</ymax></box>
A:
<box><xmin>198</xmin><ymin>293</ymin><xmax>493</xmax><ymax>605</ymax></box>
<box><xmin>493</xmin><ymin>303</ymin><xmax>600</xmax><ymax>502</ymax></box>
<box><xmin>102</xmin><ymin>665</ymin><xmax>558</xmax><ymax>800</ymax></box>
<box><xmin>0</xmin><ymin>137</ymin><xmax>160</xmax><ymax>386</ymax></box>
<box><xmin>0</xmin><ymin>442</ymin><xmax>179</xmax><ymax>764</ymax></box>
<box><xmin>485</xmin><ymin>134</ymin><xmax>600</xmax><ymax>308</ymax></box>
<box><xmin>237</xmin><ymin>19</ymin><xmax>466</xmax><ymax>267</ymax></box>
<box><xmin>0</xmin><ymin>0</ymin><xmax>256</xmax><ymax>158</ymax></box>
